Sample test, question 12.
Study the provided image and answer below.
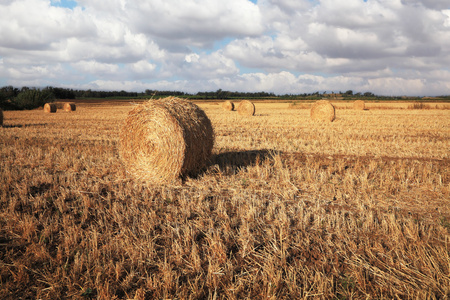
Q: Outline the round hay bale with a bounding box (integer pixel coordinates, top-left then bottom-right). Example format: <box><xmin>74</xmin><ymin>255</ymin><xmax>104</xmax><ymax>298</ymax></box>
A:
<box><xmin>63</xmin><ymin>102</ymin><xmax>76</xmax><ymax>112</ymax></box>
<box><xmin>237</xmin><ymin>100</ymin><xmax>255</xmax><ymax>116</ymax></box>
<box><xmin>310</xmin><ymin>100</ymin><xmax>335</xmax><ymax>122</ymax></box>
<box><xmin>0</xmin><ymin>108</ymin><xmax>3</xmax><ymax>126</ymax></box>
<box><xmin>353</xmin><ymin>100</ymin><xmax>365</xmax><ymax>110</ymax></box>
<box><xmin>44</xmin><ymin>103</ymin><xmax>57</xmax><ymax>113</ymax></box>
<box><xmin>222</xmin><ymin>100</ymin><xmax>234</xmax><ymax>111</ymax></box>
<box><xmin>119</xmin><ymin>96</ymin><xmax>215</xmax><ymax>183</ymax></box>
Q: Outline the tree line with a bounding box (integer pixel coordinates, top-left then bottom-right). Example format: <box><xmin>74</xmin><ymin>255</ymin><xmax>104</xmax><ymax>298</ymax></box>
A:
<box><xmin>0</xmin><ymin>85</ymin><xmax>436</xmax><ymax>110</ymax></box>
<box><xmin>0</xmin><ymin>86</ymin><xmax>142</xmax><ymax>110</ymax></box>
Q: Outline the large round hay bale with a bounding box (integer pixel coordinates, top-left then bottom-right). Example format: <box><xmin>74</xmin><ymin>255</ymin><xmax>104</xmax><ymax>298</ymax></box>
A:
<box><xmin>44</xmin><ymin>103</ymin><xmax>57</xmax><ymax>113</ymax></box>
<box><xmin>222</xmin><ymin>100</ymin><xmax>234</xmax><ymax>111</ymax></box>
<box><xmin>63</xmin><ymin>102</ymin><xmax>76</xmax><ymax>112</ymax></box>
<box><xmin>237</xmin><ymin>100</ymin><xmax>255</xmax><ymax>116</ymax></box>
<box><xmin>119</xmin><ymin>96</ymin><xmax>215</xmax><ymax>183</ymax></box>
<box><xmin>310</xmin><ymin>100</ymin><xmax>335</xmax><ymax>122</ymax></box>
<box><xmin>0</xmin><ymin>108</ymin><xmax>3</xmax><ymax>126</ymax></box>
<box><xmin>353</xmin><ymin>100</ymin><xmax>365</xmax><ymax>110</ymax></box>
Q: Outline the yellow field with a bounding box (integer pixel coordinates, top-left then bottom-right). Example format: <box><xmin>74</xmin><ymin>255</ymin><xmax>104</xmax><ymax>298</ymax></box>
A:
<box><xmin>1</xmin><ymin>100</ymin><xmax>449</xmax><ymax>299</ymax></box>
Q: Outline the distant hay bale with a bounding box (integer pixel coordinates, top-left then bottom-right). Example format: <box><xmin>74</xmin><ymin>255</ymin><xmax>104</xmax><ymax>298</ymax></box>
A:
<box><xmin>237</xmin><ymin>100</ymin><xmax>255</xmax><ymax>116</ymax></box>
<box><xmin>310</xmin><ymin>100</ymin><xmax>335</xmax><ymax>122</ymax></box>
<box><xmin>222</xmin><ymin>100</ymin><xmax>234</xmax><ymax>111</ymax></box>
<box><xmin>63</xmin><ymin>102</ymin><xmax>76</xmax><ymax>112</ymax></box>
<box><xmin>353</xmin><ymin>100</ymin><xmax>365</xmax><ymax>110</ymax></box>
<box><xmin>119</xmin><ymin>96</ymin><xmax>215</xmax><ymax>183</ymax></box>
<box><xmin>43</xmin><ymin>103</ymin><xmax>57</xmax><ymax>113</ymax></box>
<box><xmin>0</xmin><ymin>108</ymin><xmax>3</xmax><ymax>126</ymax></box>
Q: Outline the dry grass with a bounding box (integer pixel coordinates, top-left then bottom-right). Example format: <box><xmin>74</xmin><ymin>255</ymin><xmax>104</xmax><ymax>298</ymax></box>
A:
<box><xmin>311</xmin><ymin>100</ymin><xmax>335</xmax><ymax>122</ymax></box>
<box><xmin>237</xmin><ymin>100</ymin><xmax>255</xmax><ymax>116</ymax></box>
<box><xmin>63</xmin><ymin>102</ymin><xmax>76</xmax><ymax>112</ymax></box>
<box><xmin>0</xmin><ymin>100</ymin><xmax>449</xmax><ymax>299</ymax></box>
<box><xmin>288</xmin><ymin>102</ymin><xmax>312</xmax><ymax>109</ymax></box>
<box><xmin>289</xmin><ymin>101</ymin><xmax>450</xmax><ymax>111</ymax></box>
<box><xmin>43</xmin><ymin>103</ymin><xmax>57</xmax><ymax>113</ymax></box>
<box><xmin>119</xmin><ymin>97</ymin><xmax>214</xmax><ymax>184</ymax></box>
<box><xmin>222</xmin><ymin>100</ymin><xmax>234</xmax><ymax>111</ymax></box>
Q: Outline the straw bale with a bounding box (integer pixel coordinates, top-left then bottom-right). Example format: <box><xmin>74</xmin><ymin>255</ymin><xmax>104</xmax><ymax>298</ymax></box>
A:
<box><xmin>353</xmin><ymin>100</ymin><xmax>365</xmax><ymax>110</ymax></box>
<box><xmin>64</xmin><ymin>102</ymin><xmax>76</xmax><ymax>112</ymax></box>
<box><xmin>237</xmin><ymin>100</ymin><xmax>255</xmax><ymax>116</ymax></box>
<box><xmin>310</xmin><ymin>100</ymin><xmax>335</xmax><ymax>122</ymax></box>
<box><xmin>222</xmin><ymin>100</ymin><xmax>234</xmax><ymax>111</ymax></box>
<box><xmin>0</xmin><ymin>108</ymin><xmax>3</xmax><ymax>126</ymax></box>
<box><xmin>44</xmin><ymin>103</ymin><xmax>57</xmax><ymax>113</ymax></box>
<box><xmin>119</xmin><ymin>96</ymin><xmax>215</xmax><ymax>183</ymax></box>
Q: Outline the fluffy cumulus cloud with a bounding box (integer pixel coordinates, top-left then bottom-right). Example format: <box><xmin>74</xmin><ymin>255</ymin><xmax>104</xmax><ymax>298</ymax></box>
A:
<box><xmin>0</xmin><ymin>0</ymin><xmax>449</xmax><ymax>95</ymax></box>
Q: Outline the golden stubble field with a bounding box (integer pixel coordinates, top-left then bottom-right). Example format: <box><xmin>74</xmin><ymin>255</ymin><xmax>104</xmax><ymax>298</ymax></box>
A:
<box><xmin>0</xmin><ymin>100</ymin><xmax>449</xmax><ymax>299</ymax></box>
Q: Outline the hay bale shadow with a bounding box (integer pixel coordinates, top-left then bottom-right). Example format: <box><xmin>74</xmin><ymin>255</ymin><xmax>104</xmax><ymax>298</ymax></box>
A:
<box><xmin>2</xmin><ymin>123</ymin><xmax>48</xmax><ymax>128</ymax></box>
<box><xmin>185</xmin><ymin>149</ymin><xmax>280</xmax><ymax>181</ymax></box>
<box><xmin>211</xmin><ymin>149</ymin><xmax>280</xmax><ymax>175</ymax></box>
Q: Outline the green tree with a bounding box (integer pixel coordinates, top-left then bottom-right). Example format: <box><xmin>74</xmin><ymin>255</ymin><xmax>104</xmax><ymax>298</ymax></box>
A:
<box><xmin>216</xmin><ymin>89</ymin><xmax>224</xmax><ymax>99</ymax></box>
<box><xmin>0</xmin><ymin>86</ymin><xmax>20</xmax><ymax>109</ymax></box>
<box><xmin>13</xmin><ymin>88</ymin><xmax>55</xmax><ymax>110</ymax></box>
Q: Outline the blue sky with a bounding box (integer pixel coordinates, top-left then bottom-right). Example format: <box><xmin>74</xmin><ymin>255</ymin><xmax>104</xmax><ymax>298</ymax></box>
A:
<box><xmin>51</xmin><ymin>0</ymin><xmax>77</xmax><ymax>9</ymax></box>
<box><xmin>1</xmin><ymin>0</ymin><xmax>450</xmax><ymax>96</ymax></box>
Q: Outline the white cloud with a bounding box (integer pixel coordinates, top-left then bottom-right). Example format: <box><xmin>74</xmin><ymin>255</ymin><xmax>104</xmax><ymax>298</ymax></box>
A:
<box><xmin>129</xmin><ymin>60</ymin><xmax>157</xmax><ymax>73</ymax></box>
<box><xmin>71</xmin><ymin>60</ymin><xmax>119</xmax><ymax>76</ymax></box>
<box><xmin>0</xmin><ymin>0</ymin><xmax>449</xmax><ymax>96</ymax></box>
<box><xmin>402</xmin><ymin>0</ymin><xmax>450</xmax><ymax>10</ymax></box>
<box><xmin>185</xmin><ymin>53</ymin><xmax>200</xmax><ymax>63</ymax></box>
<box><xmin>173</xmin><ymin>51</ymin><xmax>240</xmax><ymax>80</ymax></box>
<box><xmin>126</xmin><ymin>0</ymin><xmax>263</xmax><ymax>48</ymax></box>
<box><xmin>444</xmin><ymin>10</ymin><xmax>450</xmax><ymax>27</ymax></box>
<box><xmin>0</xmin><ymin>1</ymin><xmax>94</xmax><ymax>51</ymax></box>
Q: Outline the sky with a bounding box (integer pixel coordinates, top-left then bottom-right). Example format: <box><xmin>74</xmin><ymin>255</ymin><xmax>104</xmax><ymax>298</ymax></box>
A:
<box><xmin>1</xmin><ymin>0</ymin><xmax>450</xmax><ymax>96</ymax></box>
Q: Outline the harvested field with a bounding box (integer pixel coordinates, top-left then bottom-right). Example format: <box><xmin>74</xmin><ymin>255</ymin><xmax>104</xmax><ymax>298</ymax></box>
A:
<box><xmin>0</xmin><ymin>100</ymin><xmax>449</xmax><ymax>299</ymax></box>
